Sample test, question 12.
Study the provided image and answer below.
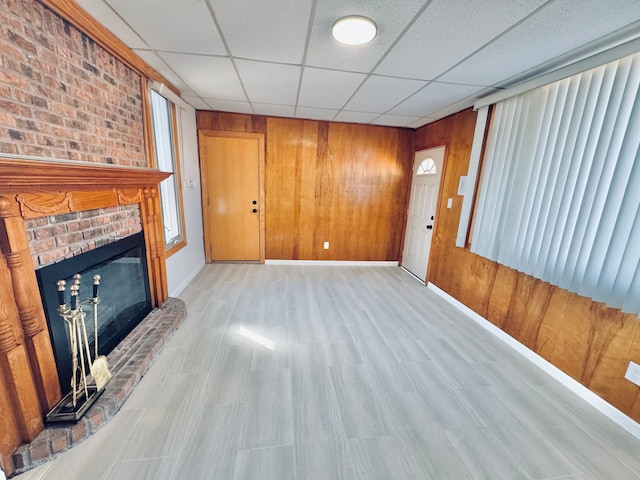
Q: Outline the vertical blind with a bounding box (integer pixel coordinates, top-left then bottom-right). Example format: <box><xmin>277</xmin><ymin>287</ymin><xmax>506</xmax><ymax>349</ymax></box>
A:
<box><xmin>471</xmin><ymin>51</ymin><xmax>640</xmax><ymax>316</ymax></box>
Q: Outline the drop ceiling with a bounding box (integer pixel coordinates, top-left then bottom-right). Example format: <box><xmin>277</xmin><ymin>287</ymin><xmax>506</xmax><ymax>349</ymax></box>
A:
<box><xmin>75</xmin><ymin>0</ymin><xmax>640</xmax><ymax>128</ymax></box>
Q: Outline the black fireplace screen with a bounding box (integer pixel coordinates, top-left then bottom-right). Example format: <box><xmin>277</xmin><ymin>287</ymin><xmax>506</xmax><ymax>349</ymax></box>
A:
<box><xmin>36</xmin><ymin>232</ymin><xmax>152</xmax><ymax>394</ymax></box>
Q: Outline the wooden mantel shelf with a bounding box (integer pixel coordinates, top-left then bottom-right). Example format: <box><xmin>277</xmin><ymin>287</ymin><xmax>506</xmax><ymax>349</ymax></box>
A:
<box><xmin>0</xmin><ymin>156</ymin><xmax>171</xmax><ymax>193</ymax></box>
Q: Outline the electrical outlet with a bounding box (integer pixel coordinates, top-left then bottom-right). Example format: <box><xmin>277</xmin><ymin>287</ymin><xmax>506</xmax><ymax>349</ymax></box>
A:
<box><xmin>323</xmin><ymin>241</ymin><xmax>330</xmax><ymax>250</ymax></box>
<box><xmin>624</xmin><ymin>361</ymin><xmax>640</xmax><ymax>387</ymax></box>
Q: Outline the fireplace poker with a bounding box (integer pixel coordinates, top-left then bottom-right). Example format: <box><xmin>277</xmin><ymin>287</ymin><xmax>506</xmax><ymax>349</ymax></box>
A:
<box><xmin>69</xmin><ymin>282</ymin><xmax>85</xmax><ymax>406</ymax></box>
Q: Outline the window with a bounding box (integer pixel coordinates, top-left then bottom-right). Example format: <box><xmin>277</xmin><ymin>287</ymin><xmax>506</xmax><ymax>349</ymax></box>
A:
<box><xmin>470</xmin><ymin>51</ymin><xmax>640</xmax><ymax>316</ymax></box>
<box><xmin>149</xmin><ymin>88</ymin><xmax>186</xmax><ymax>255</ymax></box>
<box><xmin>417</xmin><ymin>157</ymin><xmax>437</xmax><ymax>175</ymax></box>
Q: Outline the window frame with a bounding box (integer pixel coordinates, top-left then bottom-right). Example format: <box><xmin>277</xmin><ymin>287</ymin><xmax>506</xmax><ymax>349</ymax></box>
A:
<box><xmin>147</xmin><ymin>85</ymin><xmax>187</xmax><ymax>257</ymax></box>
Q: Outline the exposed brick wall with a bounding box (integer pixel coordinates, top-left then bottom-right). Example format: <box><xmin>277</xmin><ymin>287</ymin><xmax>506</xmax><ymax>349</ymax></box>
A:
<box><xmin>25</xmin><ymin>204</ymin><xmax>142</xmax><ymax>267</ymax></box>
<box><xmin>1</xmin><ymin>0</ymin><xmax>150</xmax><ymax>267</ymax></box>
<box><xmin>0</xmin><ymin>0</ymin><xmax>146</xmax><ymax>165</ymax></box>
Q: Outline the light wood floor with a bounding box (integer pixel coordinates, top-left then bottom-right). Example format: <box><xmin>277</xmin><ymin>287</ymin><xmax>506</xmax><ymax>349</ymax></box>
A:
<box><xmin>19</xmin><ymin>264</ymin><xmax>640</xmax><ymax>479</ymax></box>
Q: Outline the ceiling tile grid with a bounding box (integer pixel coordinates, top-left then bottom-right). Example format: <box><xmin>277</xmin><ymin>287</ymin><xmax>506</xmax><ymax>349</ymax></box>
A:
<box><xmin>334</xmin><ymin>111</ymin><xmax>381</xmax><ymax>124</ymax></box>
<box><xmin>438</xmin><ymin>0</ymin><xmax>640</xmax><ymax>87</ymax></box>
<box><xmin>390</xmin><ymin>82</ymin><xmax>485</xmax><ymax>117</ymax></box>
<box><xmin>75</xmin><ymin>0</ymin><xmax>640</xmax><ymax>127</ymax></box>
<box><xmin>75</xmin><ymin>0</ymin><xmax>147</xmax><ymax>49</ymax></box>
<box><xmin>295</xmin><ymin>106</ymin><xmax>340</xmax><ymax>121</ymax></box>
<box><xmin>345</xmin><ymin>75</ymin><xmax>428</xmax><ymax>113</ymax></box>
<box><xmin>209</xmin><ymin>0</ymin><xmax>314</xmax><ymax>64</ymax></box>
<box><xmin>373</xmin><ymin>0</ymin><xmax>549</xmax><ymax>81</ymax></box>
<box><xmin>203</xmin><ymin>98</ymin><xmax>254</xmax><ymax>114</ymax></box>
<box><xmin>106</xmin><ymin>0</ymin><xmax>227</xmax><ymax>55</ymax></box>
<box><xmin>371</xmin><ymin>114</ymin><xmax>421</xmax><ymax>127</ymax></box>
<box><xmin>235</xmin><ymin>60</ymin><xmax>301</xmax><ymax>105</ymax></box>
<box><xmin>159</xmin><ymin>53</ymin><xmax>246</xmax><ymax>101</ymax></box>
<box><xmin>297</xmin><ymin>67</ymin><xmax>367</xmax><ymax>109</ymax></box>
<box><xmin>304</xmin><ymin>0</ymin><xmax>428</xmax><ymax>73</ymax></box>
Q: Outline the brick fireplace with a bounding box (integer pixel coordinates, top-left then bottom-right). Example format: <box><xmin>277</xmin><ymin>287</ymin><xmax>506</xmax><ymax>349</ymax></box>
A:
<box><xmin>0</xmin><ymin>156</ymin><xmax>170</xmax><ymax>473</ymax></box>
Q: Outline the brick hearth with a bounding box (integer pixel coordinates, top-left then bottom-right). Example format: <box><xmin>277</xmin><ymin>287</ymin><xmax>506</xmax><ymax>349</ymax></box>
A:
<box><xmin>10</xmin><ymin>297</ymin><xmax>187</xmax><ymax>476</ymax></box>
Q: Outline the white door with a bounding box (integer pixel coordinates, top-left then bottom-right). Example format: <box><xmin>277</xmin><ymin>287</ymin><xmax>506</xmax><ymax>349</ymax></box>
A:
<box><xmin>402</xmin><ymin>146</ymin><xmax>445</xmax><ymax>281</ymax></box>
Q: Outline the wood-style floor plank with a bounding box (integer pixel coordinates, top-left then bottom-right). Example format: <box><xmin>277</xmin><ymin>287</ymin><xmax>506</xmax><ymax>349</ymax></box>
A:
<box><xmin>17</xmin><ymin>265</ymin><xmax>640</xmax><ymax>480</ymax></box>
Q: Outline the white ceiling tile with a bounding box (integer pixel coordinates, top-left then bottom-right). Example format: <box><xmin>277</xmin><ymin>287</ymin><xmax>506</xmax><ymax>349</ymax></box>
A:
<box><xmin>306</xmin><ymin>0</ymin><xmax>427</xmax><ymax>73</ymax></box>
<box><xmin>428</xmin><ymin>97</ymin><xmax>482</xmax><ymax>121</ymax></box>
<box><xmin>439</xmin><ymin>0</ymin><xmax>640</xmax><ymax>87</ymax></box>
<box><xmin>181</xmin><ymin>95</ymin><xmax>212</xmax><ymax>110</ymax></box>
<box><xmin>76</xmin><ymin>0</ymin><xmax>147</xmax><ymax>49</ymax></box>
<box><xmin>134</xmin><ymin>49</ymin><xmax>194</xmax><ymax>95</ymax></box>
<box><xmin>203</xmin><ymin>99</ymin><xmax>254</xmax><ymax>114</ymax></box>
<box><xmin>334</xmin><ymin>111</ymin><xmax>380</xmax><ymax>124</ymax></box>
<box><xmin>251</xmin><ymin>104</ymin><xmax>296</xmax><ymax>118</ymax></box>
<box><xmin>159</xmin><ymin>53</ymin><xmax>246</xmax><ymax>101</ymax></box>
<box><xmin>295</xmin><ymin>106</ymin><xmax>338</xmax><ymax>121</ymax></box>
<box><xmin>344</xmin><ymin>76</ymin><xmax>426</xmax><ymax>113</ymax></box>
<box><xmin>236</xmin><ymin>60</ymin><xmax>301</xmax><ymax>105</ymax></box>
<box><xmin>407</xmin><ymin>117</ymin><xmax>437</xmax><ymax>128</ymax></box>
<box><xmin>298</xmin><ymin>68</ymin><xmax>366</xmax><ymax>109</ymax></box>
<box><xmin>371</xmin><ymin>114</ymin><xmax>420</xmax><ymax>127</ymax></box>
<box><xmin>390</xmin><ymin>82</ymin><xmax>483</xmax><ymax>117</ymax></box>
<box><xmin>375</xmin><ymin>0</ymin><xmax>548</xmax><ymax>80</ymax></box>
<box><xmin>106</xmin><ymin>0</ymin><xmax>226</xmax><ymax>55</ymax></box>
<box><xmin>210</xmin><ymin>0</ymin><xmax>313</xmax><ymax>64</ymax></box>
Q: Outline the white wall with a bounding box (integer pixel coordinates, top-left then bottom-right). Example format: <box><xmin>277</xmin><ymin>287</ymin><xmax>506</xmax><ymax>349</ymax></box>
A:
<box><xmin>166</xmin><ymin>105</ymin><xmax>205</xmax><ymax>296</ymax></box>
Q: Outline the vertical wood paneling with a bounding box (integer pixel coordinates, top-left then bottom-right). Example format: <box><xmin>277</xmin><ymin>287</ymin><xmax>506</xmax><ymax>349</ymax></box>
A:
<box><xmin>197</xmin><ymin>112</ymin><xmax>413</xmax><ymax>261</ymax></box>
<box><xmin>419</xmin><ymin>109</ymin><xmax>640</xmax><ymax>422</ymax></box>
<box><xmin>263</xmin><ymin>117</ymin><xmax>312</xmax><ymax>259</ymax></box>
<box><xmin>195</xmin><ymin>111</ymin><xmax>266</xmax><ymax>134</ymax></box>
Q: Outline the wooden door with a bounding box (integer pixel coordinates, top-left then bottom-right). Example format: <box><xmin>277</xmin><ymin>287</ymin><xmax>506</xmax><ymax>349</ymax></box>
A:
<box><xmin>199</xmin><ymin>131</ymin><xmax>265</xmax><ymax>262</ymax></box>
<box><xmin>402</xmin><ymin>146</ymin><xmax>445</xmax><ymax>281</ymax></box>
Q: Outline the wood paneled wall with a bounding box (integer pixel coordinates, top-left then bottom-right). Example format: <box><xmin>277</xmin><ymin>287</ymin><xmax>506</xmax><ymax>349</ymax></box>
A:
<box><xmin>196</xmin><ymin>112</ymin><xmax>413</xmax><ymax>261</ymax></box>
<box><xmin>418</xmin><ymin>108</ymin><xmax>640</xmax><ymax>422</ymax></box>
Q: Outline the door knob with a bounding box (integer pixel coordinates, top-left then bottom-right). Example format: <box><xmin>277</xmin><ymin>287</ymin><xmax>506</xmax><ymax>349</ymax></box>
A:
<box><xmin>252</xmin><ymin>200</ymin><xmax>257</xmax><ymax>205</ymax></box>
<box><xmin>252</xmin><ymin>208</ymin><xmax>258</xmax><ymax>213</ymax></box>
<box><xmin>426</xmin><ymin>225</ymin><xmax>433</xmax><ymax>230</ymax></box>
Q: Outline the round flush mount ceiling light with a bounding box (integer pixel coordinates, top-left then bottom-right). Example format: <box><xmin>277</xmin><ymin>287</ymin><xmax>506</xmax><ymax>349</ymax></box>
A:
<box><xmin>331</xmin><ymin>16</ymin><xmax>377</xmax><ymax>45</ymax></box>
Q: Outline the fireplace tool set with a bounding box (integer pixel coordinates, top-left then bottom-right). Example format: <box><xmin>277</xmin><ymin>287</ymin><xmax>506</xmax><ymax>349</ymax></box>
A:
<box><xmin>45</xmin><ymin>274</ymin><xmax>113</xmax><ymax>423</ymax></box>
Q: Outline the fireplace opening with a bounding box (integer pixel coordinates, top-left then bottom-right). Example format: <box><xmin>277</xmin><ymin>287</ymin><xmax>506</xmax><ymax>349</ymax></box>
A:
<box><xmin>36</xmin><ymin>232</ymin><xmax>152</xmax><ymax>395</ymax></box>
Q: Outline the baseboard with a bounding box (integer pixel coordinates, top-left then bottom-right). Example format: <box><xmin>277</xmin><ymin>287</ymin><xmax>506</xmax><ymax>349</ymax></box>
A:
<box><xmin>427</xmin><ymin>282</ymin><xmax>640</xmax><ymax>440</ymax></box>
<box><xmin>265</xmin><ymin>260</ymin><xmax>399</xmax><ymax>266</ymax></box>
<box><xmin>169</xmin><ymin>260</ymin><xmax>205</xmax><ymax>297</ymax></box>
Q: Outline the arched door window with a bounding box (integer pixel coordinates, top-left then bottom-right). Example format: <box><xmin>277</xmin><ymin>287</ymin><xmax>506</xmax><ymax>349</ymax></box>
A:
<box><xmin>417</xmin><ymin>157</ymin><xmax>437</xmax><ymax>175</ymax></box>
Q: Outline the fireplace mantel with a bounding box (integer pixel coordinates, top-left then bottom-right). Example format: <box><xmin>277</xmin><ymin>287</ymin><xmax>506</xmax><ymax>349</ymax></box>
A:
<box><xmin>0</xmin><ymin>156</ymin><xmax>170</xmax><ymax>191</ymax></box>
<box><xmin>0</xmin><ymin>155</ymin><xmax>171</xmax><ymax>473</ymax></box>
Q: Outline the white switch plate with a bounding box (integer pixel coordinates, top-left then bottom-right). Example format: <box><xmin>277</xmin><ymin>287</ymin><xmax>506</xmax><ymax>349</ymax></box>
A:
<box><xmin>323</xmin><ymin>241</ymin><xmax>330</xmax><ymax>250</ymax></box>
<box><xmin>457</xmin><ymin>176</ymin><xmax>467</xmax><ymax>196</ymax></box>
<box><xmin>625</xmin><ymin>361</ymin><xmax>640</xmax><ymax>387</ymax></box>
<box><xmin>447</xmin><ymin>198</ymin><xmax>453</xmax><ymax>209</ymax></box>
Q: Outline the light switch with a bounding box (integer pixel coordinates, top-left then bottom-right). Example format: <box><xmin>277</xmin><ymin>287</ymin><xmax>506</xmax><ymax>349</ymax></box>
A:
<box><xmin>458</xmin><ymin>176</ymin><xmax>467</xmax><ymax>196</ymax></box>
<box><xmin>447</xmin><ymin>198</ymin><xmax>453</xmax><ymax>209</ymax></box>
